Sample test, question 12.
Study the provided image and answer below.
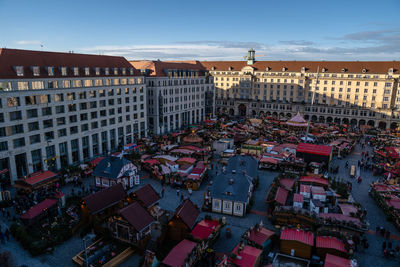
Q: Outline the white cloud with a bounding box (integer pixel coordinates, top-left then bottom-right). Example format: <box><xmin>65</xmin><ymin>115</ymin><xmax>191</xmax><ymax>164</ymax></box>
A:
<box><xmin>16</xmin><ymin>40</ymin><xmax>42</xmax><ymax>45</ymax></box>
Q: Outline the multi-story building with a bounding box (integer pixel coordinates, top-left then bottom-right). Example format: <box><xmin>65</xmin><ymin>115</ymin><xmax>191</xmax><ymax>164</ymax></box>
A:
<box><xmin>201</xmin><ymin>49</ymin><xmax>400</xmax><ymax>129</ymax></box>
<box><xmin>130</xmin><ymin>61</ymin><xmax>214</xmax><ymax>135</ymax></box>
<box><xmin>0</xmin><ymin>48</ymin><xmax>147</xmax><ymax>183</ymax></box>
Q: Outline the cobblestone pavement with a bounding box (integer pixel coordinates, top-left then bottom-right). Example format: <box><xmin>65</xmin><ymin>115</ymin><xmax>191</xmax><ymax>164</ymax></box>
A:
<box><xmin>2</xmin><ymin>147</ymin><xmax>400</xmax><ymax>266</ymax></box>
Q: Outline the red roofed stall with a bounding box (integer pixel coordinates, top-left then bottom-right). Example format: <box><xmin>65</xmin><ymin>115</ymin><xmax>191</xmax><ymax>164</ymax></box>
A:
<box><xmin>324</xmin><ymin>253</ymin><xmax>354</xmax><ymax>267</ymax></box>
<box><xmin>230</xmin><ymin>243</ymin><xmax>263</xmax><ymax>267</ymax></box>
<box><xmin>299</xmin><ymin>176</ymin><xmax>329</xmax><ymax>188</ymax></box>
<box><xmin>20</xmin><ymin>198</ymin><xmax>58</xmax><ymax>223</ymax></box>
<box><xmin>316</xmin><ymin>236</ymin><xmax>348</xmax><ymax>259</ymax></box>
<box><xmin>190</xmin><ymin>219</ymin><xmax>221</xmax><ymax>246</ymax></box>
<box><xmin>14</xmin><ymin>171</ymin><xmax>59</xmax><ymax>192</ymax></box>
<box><xmin>280</xmin><ymin>228</ymin><xmax>314</xmax><ymax>259</ymax></box>
<box><xmin>274</xmin><ymin>187</ymin><xmax>289</xmax><ymax>206</ymax></box>
<box><xmin>296</xmin><ymin>143</ymin><xmax>332</xmax><ymax>167</ymax></box>
<box><xmin>245</xmin><ymin>226</ymin><xmax>276</xmax><ymax>253</ymax></box>
<box><xmin>162</xmin><ymin>239</ymin><xmax>199</xmax><ymax>267</ymax></box>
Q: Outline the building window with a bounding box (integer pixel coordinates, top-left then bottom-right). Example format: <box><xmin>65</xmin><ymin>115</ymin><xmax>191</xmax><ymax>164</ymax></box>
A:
<box><xmin>95</xmin><ymin>67</ymin><xmax>100</xmax><ymax>75</ymax></box>
<box><xmin>9</xmin><ymin>111</ymin><xmax>22</xmax><ymax>121</ymax></box>
<box><xmin>47</xmin><ymin>67</ymin><xmax>54</xmax><ymax>76</ymax></box>
<box><xmin>13</xmin><ymin>137</ymin><xmax>25</xmax><ymax>148</ymax></box>
<box><xmin>14</xmin><ymin>66</ymin><xmax>24</xmax><ymax>76</ymax></box>
<box><xmin>29</xmin><ymin>134</ymin><xmax>41</xmax><ymax>144</ymax></box>
<box><xmin>0</xmin><ymin>141</ymin><xmax>8</xmax><ymax>151</ymax></box>
<box><xmin>32</xmin><ymin>66</ymin><xmax>40</xmax><ymax>76</ymax></box>
<box><xmin>73</xmin><ymin>67</ymin><xmax>79</xmax><ymax>76</ymax></box>
<box><xmin>27</xmin><ymin>109</ymin><xmax>38</xmax><ymax>118</ymax></box>
<box><xmin>84</xmin><ymin>67</ymin><xmax>90</xmax><ymax>75</ymax></box>
<box><xmin>61</xmin><ymin>67</ymin><xmax>67</xmax><ymax>76</ymax></box>
<box><xmin>28</xmin><ymin>122</ymin><xmax>39</xmax><ymax>131</ymax></box>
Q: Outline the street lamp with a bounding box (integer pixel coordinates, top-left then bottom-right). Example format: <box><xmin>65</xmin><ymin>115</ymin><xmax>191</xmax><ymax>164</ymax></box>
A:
<box><xmin>82</xmin><ymin>233</ymin><xmax>96</xmax><ymax>267</ymax></box>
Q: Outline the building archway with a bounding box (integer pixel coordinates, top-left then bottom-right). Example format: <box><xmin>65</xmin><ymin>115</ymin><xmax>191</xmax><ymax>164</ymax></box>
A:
<box><xmin>286</xmin><ymin>113</ymin><xmax>292</xmax><ymax>118</ymax></box>
<box><xmin>272</xmin><ymin>112</ymin><xmax>278</xmax><ymax>118</ymax></box>
<box><xmin>216</xmin><ymin>107</ymin><xmax>221</xmax><ymax>114</ymax></box>
<box><xmin>311</xmin><ymin>115</ymin><xmax>318</xmax><ymax>122</ymax></box>
<box><xmin>229</xmin><ymin>108</ymin><xmax>235</xmax><ymax>116</ymax></box>
<box><xmin>342</xmin><ymin>118</ymin><xmax>349</xmax><ymax>125</ymax></box>
<box><xmin>259</xmin><ymin>111</ymin><xmax>265</xmax><ymax>117</ymax></box>
<box><xmin>251</xmin><ymin>110</ymin><xmax>257</xmax><ymax>117</ymax></box>
<box><xmin>266</xmin><ymin>111</ymin><xmax>271</xmax><ymax>116</ymax></box>
<box><xmin>304</xmin><ymin>115</ymin><xmax>309</xmax><ymax>120</ymax></box>
<box><xmin>326</xmin><ymin>116</ymin><xmax>333</xmax><ymax>123</ymax></box>
<box><xmin>334</xmin><ymin>117</ymin><xmax>341</xmax><ymax>124</ymax></box>
<box><xmin>222</xmin><ymin>107</ymin><xmax>227</xmax><ymax>114</ymax></box>
<box><xmin>350</xmin><ymin>119</ymin><xmax>358</xmax><ymax>126</ymax></box>
<box><xmin>279</xmin><ymin>112</ymin><xmax>285</xmax><ymax>119</ymax></box>
<box><xmin>359</xmin><ymin>119</ymin><xmax>366</xmax><ymax>126</ymax></box>
<box><xmin>238</xmin><ymin>104</ymin><xmax>247</xmax><ymax>117</ymax></box>
<box><xmin>378</xmin><ymin>121</ymin><xmax>387</xmax><ymax>129</ymax></box>
<box><xmin>390</xmin><ymin>122</ymin><xmax>398</xmax><ymax>130</ymax></box>
<box><xmin>319</xmin><ymin>116</ymin><xmax>325</xmax><ymax>123</ymax></box>
<box><xmin>367</xmin><ymin>120</ymin><xmax>375</xmax><ymax>127</ymax></box>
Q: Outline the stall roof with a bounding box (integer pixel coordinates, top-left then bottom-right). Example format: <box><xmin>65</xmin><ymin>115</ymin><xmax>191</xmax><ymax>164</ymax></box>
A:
<box><xmin>248</xmin><ymin>227</ymin><xmax>275</xmax><ymax>246</ymax></box>
<box><xmin>324</xmin><ymin>253</ymin><xmax>352</xmax><ymax>267</ymax></box>
<box><xmin>280</xmin><ymin>228</ymin><xmax>314</xmax><ymax>246</ymax></box>
<box><xmin>20</xmin><ymin>198</ymin><xmax>57</xmax><ymax>220</ymax></box>
<box><xmin>279</xmin><ymin>178</ymin><xmax>296</xmax><ymax>190</ymax></box>
<box><xmin>293</xmin><ymin>193</ymin><xmax>304</xmax><ymax>203</ymax></box>
<box><xmin>190</xmin><ymin>219</ymin><xmax>220</xmax><ymax>240</ymax></box>
<box><xmin>143</xmin><ymin>159</ymin><xmax>160</xmax><ymax>166</ymax></box>
<box><xmin>275</xmin><ymin>187</ymin><xmax>289</xmax><ymax>205</ymax></box>
<box><xmin>83</xmin><ymin>183</ymin><xmax>126</xmax><ymax>214</ymax></box>
<box><xmin>120</xmin><ymin>202</ymin><xmax>155</xmax><ymax>232</ymax></box>
<box><xmin>132</xmin><ymin>184</ymin><xmax>160</xmax><ymax>208</ymax></box>
<box><xmin>297</xmin><ymin>143</ymin><xmax>332</xmax><ymax>156</ymax></box>
<box><xmin>23</xmin><ymin>171</ymin><xmax>58</xmax><ymax>186</ymax></box>
<box><xmin>89</xmin><ymin>157</ymin><xmax>105</xmax><ymax>167</ymax></box>
<box><xmin>231</xmin><ymin>244</ymin><xmax>263</xmax><ymax>267</ymax></box>
<box><xmin>162</xmin><ymin>239</ymin><xmax>197</xmax><ymax>267</ymax></box>
<box><xmin>175</xmin><ymin>199</ymin><xmax>200</xmax><ymax>229</ymax></box>
<box><xmin>153</xmin><ymin>155</ymin><xmax>178</xmax><ymax>162</ymax></box>
<box><xmin>386</xmin><ymin>197</ymin><xmax>400</xmax><ymax>210</ymax></box>
<box><xmin>319</xmin><ymin>213</ymin><xmax>361</xmax><ymax>226</ymax></box>
<box><xmin>177</xmin><ymin>157</ymin><xmax>197</xmax><ymax>164</ymax></box>
<box><xmin>316</xmin><ymin>236</ymin><xmax>347</xmax><ymax>252</ymax></box>
<box><xmin>260</xmin><ymin>157</ymin><xmax>279</xmax><ymax>164</ymax></box>
<box><xmin>170</xmin><ymin>148</ymin><xmax>195</xmax><ymax>155</ymax></box>
<box><xmin>338</xmin><ymin>204</ymin><xmax>358</xmax><ymax>216</ymax></box>
<box><xmin>311</xmin><ymin>186</ymin><xmax>326</xmax><ymax>196</ymax></box>
<box><xmin>299</xmin><ymin>176</ymin><xmax>329</xmax><ymax>186</ymax></box>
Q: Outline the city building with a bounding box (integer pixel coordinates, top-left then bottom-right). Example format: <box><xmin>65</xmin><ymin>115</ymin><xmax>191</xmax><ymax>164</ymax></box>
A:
<box><xmin>130</xmin><ymin>61</ymin><xmax>214</xmax><ymax>135</ymax></box>
<box><xmin>201</xmin><ymin>49</ymin><xmax>400</xmax><ymax>129</ymax></box>
<box><xmin>0</xmin><ymin>48</ymin><xmax>147</xmax><ymax>183</ymax></box>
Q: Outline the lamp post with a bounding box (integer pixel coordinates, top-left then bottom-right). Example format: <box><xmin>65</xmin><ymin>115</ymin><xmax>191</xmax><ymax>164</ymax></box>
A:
<box><xmin>83</xmin><ymin>237</ymin><xmax>89</xmax><ymax>267</ymax></box>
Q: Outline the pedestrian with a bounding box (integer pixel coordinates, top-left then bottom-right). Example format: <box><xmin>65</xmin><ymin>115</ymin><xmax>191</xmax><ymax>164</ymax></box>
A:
<box><xmin>383</xmin><ymin>241</ymin><xmax>387</xmax><ymax>251</ymax></box>
<box><xmin>4</xmin><ymin>228</ymin><xmax>9</xmax><ymax>242</ymax></box>
<box><xmin>180</xmin><ymin>194</ymin><xmax>184</xmax><ymax>202</ymax></box>
<box><xmin>395</xmin><ymin>244</ymin><xmax>400</xmax><ymax>256</ymax></box>
<box><xmin>161</xmin><ymin>187</ymin><xmax>165</xmax><ymax>198</ymax></box>
<box><xmin>176</xmin><ymin>189</ymin><xmax>180</xmax><ymax>196</ymax></box>
<box><xmin>386</xmin><ymin>230</ymin><xmax>391</xmax><ymax>239</ymax></box>
<box><xmin>6</xmin><ymin>209</ymin><xmax>10</xmax><ymax>219</ymax></box>
<box><xmin>388</xmin><ymin>241</ymin><xmax>392</xmax><ymax>249</ymax></box>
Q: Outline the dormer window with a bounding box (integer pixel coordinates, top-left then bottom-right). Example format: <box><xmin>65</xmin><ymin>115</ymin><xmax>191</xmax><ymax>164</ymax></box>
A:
<box><xmin>105</xmin><ymin>68</ymin><xmax>110</xmax><ymax>75</ymax></box>
<box><xmin>31</xmin><ymin>66</ymin><xmax>40</xmax><ymax>76</ymax></box>
<box><xmin>60</xmin><ymin>67</ymin><xmax>67</xmax><ymax>76</ymax></box>
<box><xmin>341</xmin><ymin>68</ymin><xmax>347</xmax><ymax>73</ymax></box>
<box><xmin>282</xmin><ymin>67</ymin><xmax>287</xmax><ymax>72</ymax></box>
<box><xmin>266</xmin><ymin>67</ymin><xmax>271</xmax><ymax>71</ymax></box>
<box><xmin>322</xmin><ymin>68</ymin><xmax>327</xmax><ymax>72</ymax></box>
<box><xmin>73</xmin><ymin>67</ymin><xmax>79</xmax><ymax>76</ymax></box>
<box><xmin>121</xmin><ymin>68</ymin><xmax>126</xmax><ymax>75</ymax></box>
<box><xmin>129</xmin><ymin>68</ymin><xmax>134</xmax><ymax>75</ymax></box>
<box><xmin>211</xmin><ymin>66</ymin><xmax>216</xmax><ymax>71</ymax></box>
<box><xmin>362</xmin><ymin>68</ymin><xmax>367</xmax><ymax>73</ymax></box>
<box><xmin>228</xmin><ymin>66</ymin><xmax>233</xmax><ymax>71</ymax></box>
<box><xmin>113</xmin><ymin>68</ymin><xmax>118</xmax><ymax>75</ymax></box>
<box><xmin>95</xmin><ymin>67</ymin><xmax>100</xmax><ymax>75</ymax></box>
<box><xmin>389</xmin><ymin>68</ymin><xmax>394</xmax><ymax>74</ymax></box>
<box><xmin>47</xmin><ymin>67</ymin><xmax>54</xmax><ymax>76</ymax></box>
<box><xmin>14</xmin><ymin>66</ymin><xmax>24</xmax><ymax>76</ymax></box>
<box><xmin>301</xmin><ymin>67</ymin><xmax>306</xmax><ymax>72</ymax></box>
<box><xmin>84</xmin><ymin>67</ymin><xmax>90</xmax><ymax>76</ymax></box>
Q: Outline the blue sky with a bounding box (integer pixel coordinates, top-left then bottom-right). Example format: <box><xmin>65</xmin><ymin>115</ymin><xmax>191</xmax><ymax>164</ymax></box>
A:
<box><xmin>0</xmin><ymin>0</ymin><xmax>399</xmax><ymax>60</ymax></box>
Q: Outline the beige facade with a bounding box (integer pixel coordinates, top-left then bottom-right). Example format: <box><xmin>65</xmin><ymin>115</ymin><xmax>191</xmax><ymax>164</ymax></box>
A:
<box><xmin>201</xmin><ymin>50</ymin><xmax>400</xmax><ymax>129</ymax></box>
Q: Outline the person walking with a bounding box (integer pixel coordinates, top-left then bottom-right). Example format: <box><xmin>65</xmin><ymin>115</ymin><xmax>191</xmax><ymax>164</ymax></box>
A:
<box><xmin>161</xmin><ymin>187</ymin><xmax>165</xmax><ymax>198</ymax></box>
<box><xmin>176</xmin><ymin>189</ymin><xmax>180</xmax><ymax>196</ymax></box>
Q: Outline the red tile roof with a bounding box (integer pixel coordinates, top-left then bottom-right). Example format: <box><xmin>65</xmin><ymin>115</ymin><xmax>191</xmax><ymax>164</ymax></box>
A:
<box><xmin>297</xmin><ymin>143</ymin><xmax>332</xmax><ymax>156</ymax></box>
<box><xmin>175</xmin><ymin>199</ymin><xmax>200</xmax><ymax>229</ymax></box>
<box><xmin>299</xmin><ymin>176</ymin><xmax>329</xmax><ymax>186</ymax></box>
<box><xmin>324</xmin><ymin>253</ymin><xmax>351</xmax><ymax>267</ymax></box>
<box><xmin>190</xmin><ymin>219</ymin><xmax>220</xmax><ymax>240</ymax></box>
<box><xmin>386</xmin><ymin>197</ymin><xmax>400</xmax><ymax>210</ymax></box>
<box><xmin>162</xmin><ymin>239</ymin><xmax>197</xmax><ymax>267</ymax></box>
<box><xmin>83</xmin><ymin>183</ymin><xmax>126</xmax><ymax>214</ymax></box>
<box><xmin>132</xmin><ymin>184</ymin><xmax>160</xmax><ymax>208</ymax></box>
<box><xmin>274</xmin><ymin>187</ymin><xmax>289</xmax><ymax>205</ymax></box>
<box><xmin>177</xmin><ymin>157</ymin><xmax>197</xmax><ymax>165</ymax></box>
<box><xmin>20</xmin><ymin>198</ymin><xmax>57</xmax><ymax>220</ymax></box>
<box><xmin>0</xmin><ymin>48</ymin><xmax>140</xmax><ymax>79</ymax></box>
<box><xmin>89</xmin><ymin>157</ymin><xmax>104</xmax><ymax>167</ymax></box>
<box><xmin>22</xmin><ymin>171</ymin><xmax>58</xmax><ymax>186</ymax></box>
<box><xmin>338</xmin><ymin>204</ymin><xmax>358</xmax><ymax>216</ymax></box>
<box><xmin>231</xmin><ymin>244</ymin><xmax>263</xmax><ymax>267</ymax></box>
<box><xmin>120</xmin><ymin>202</ymin><xmax>155</xmax><ymax>232</ymax></box>
<box><xmin>200</xmin><ymin>60</ymin><xmax>399</xmax><ymax>74</ymax></box>
<box><xmin>279</xmin><ymin>178</ymin><xmax>296</xmax><ymax>190</ymax></box>
<box><xmin>280</xmin><ymin>228</ymin><xmax>314</xmax><ymax>246</ymax></box>
<box><xmin>247</xmin><ymin>227</ymin><xmax>275</xmax><ymax>246</ymax></box>
<box><xmin>130</xmin><ymin>60</ymin><xmax>206</xmax><ymax>77</ymax></box>
<box><xmin>316</xmin><ymin>236</ymin><xmax>347</xmax><ymax>253</ymax></box>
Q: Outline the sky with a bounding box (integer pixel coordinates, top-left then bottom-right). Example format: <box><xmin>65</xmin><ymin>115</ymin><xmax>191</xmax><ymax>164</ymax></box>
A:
<box><xmin>0</xmin><ymin>0</ymin><xmax>399</xmax><ymax>61</ymax></box>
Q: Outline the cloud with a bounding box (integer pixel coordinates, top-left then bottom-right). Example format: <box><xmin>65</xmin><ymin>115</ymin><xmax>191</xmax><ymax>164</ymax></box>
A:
<box><xmin>279</xmin><ymin>40</ymin><xmax>314</xmax><ymax>46</ymax></box>
<box><xmin>78</xmin><ymin>31</ymin><xmax>400</xmax><ymax>61</ymax></box>
<box><xmin>16</xmin><ymin>40</ymin><xmax>42</xmax><ymax>45</ymax></box>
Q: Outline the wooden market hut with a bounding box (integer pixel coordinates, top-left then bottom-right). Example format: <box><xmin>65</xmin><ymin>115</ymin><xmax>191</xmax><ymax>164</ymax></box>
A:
<box><xmin>228</xmin><ymin>242</ymin><xmax>263</xmax><ymax>267</ymax></box>
<box><xmin>316</xmin><ymin>236</ymin><xmax>348</xmax><ymax>260</ymax></box>
<box><xmin>20</xmin><ymin>198</ymin><xmax>58</xmax><ymax>224</ymax></box>
<box><xmin>324</xmin><ymin>253</ymin><xmax>353</xmax><ymax>267</ymax></box>
<box><xmin>82</xmin><ymin>183</ymin><xmax>127</xmax><ymax>222</ymax></box>
<box><xmin>244</xmin><ymin>225</ymin><xmax>276</xmax><ymax>253</ymax></box>
<box><xmin>190</xmin><ymin>219</ymin><xmax>221</xmax><ymax>248</ymax></box>
<box><xmin>280</xmin><ymin>228</ymin><xmax>314</xmax><ymax>259</ymax></box>
<box><xmin>296</xmin><ymin>143</ymin><xmax>332</xmax><ymax>167</ymax></box>
<box><xmin>161</xmin><ymin>239</ymin><xmax>200</xmax><ymax>267</ymax></box>
<box><xmin>108</xmin><ymin>202</ymin><xmax>155</xmax><ymax>249</ymax></box>
<box><xmin>167</xmin><ymin>199</ymin><xmax>200</xmax><ymax>241</ymax></box>
<box><xmin>131</xmin><ymin>184</ymin><xmax>163</xmax><ymax>219</ymax></box>
<box><xmin>14</xmin><ymin>171</ymin><xmax>59</xmax><ymax>192</ymax></box>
